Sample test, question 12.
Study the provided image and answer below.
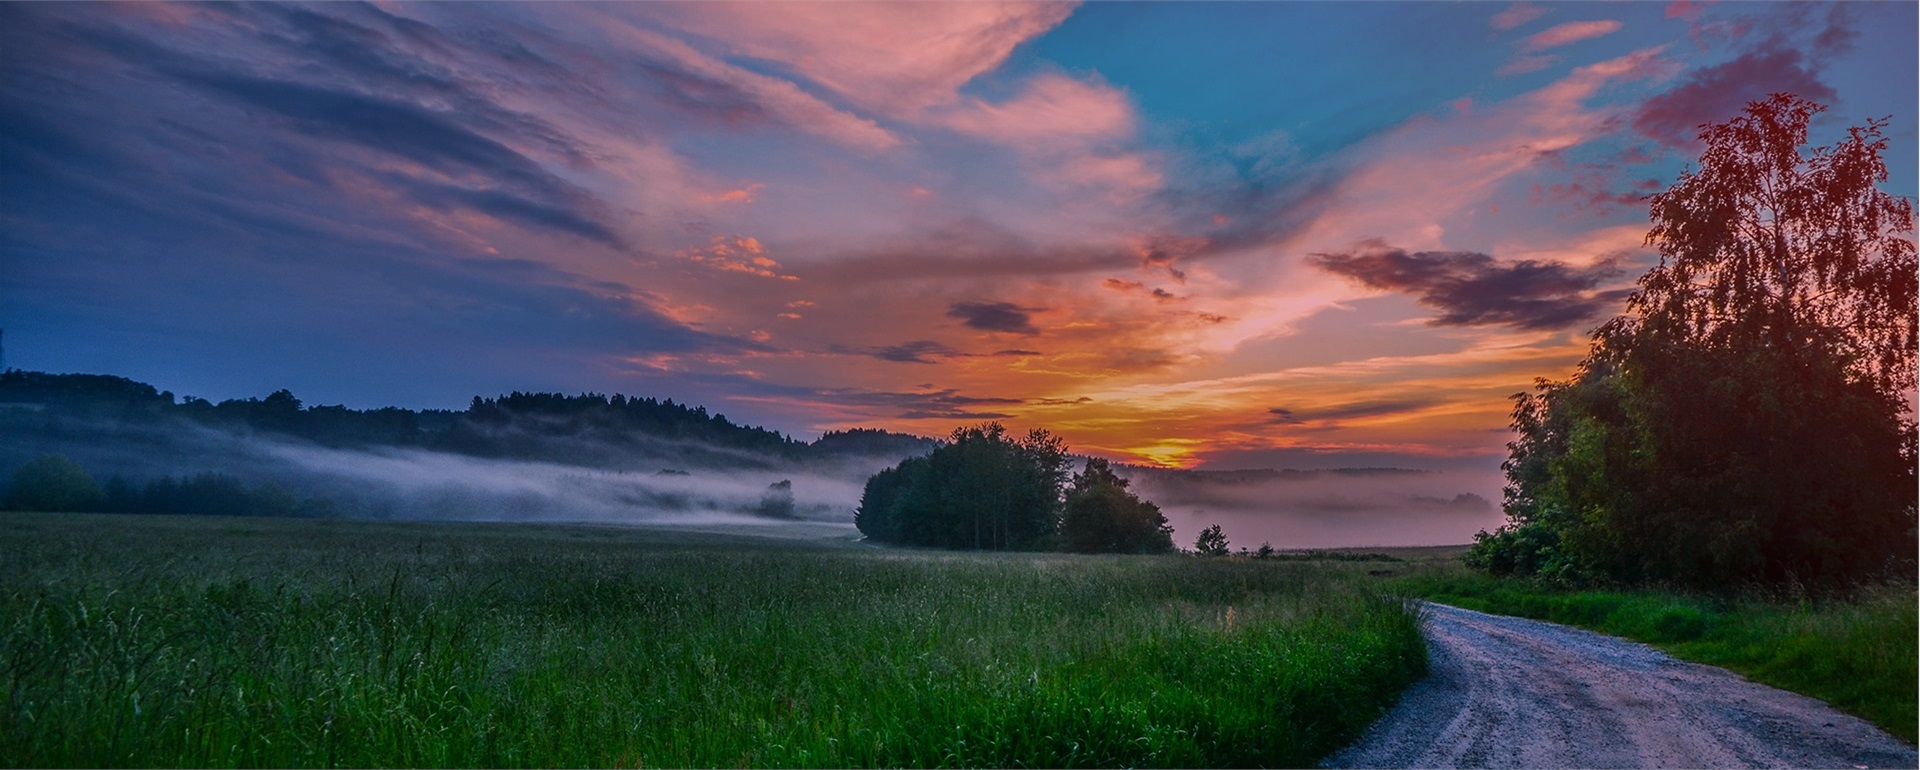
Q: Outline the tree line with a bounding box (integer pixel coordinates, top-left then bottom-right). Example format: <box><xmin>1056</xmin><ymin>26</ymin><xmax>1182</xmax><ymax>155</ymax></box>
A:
<box><xmin>1468</xmin><ymin>95</ymin><xmax>1916</xmax><ymax>590</ymax></box>
<box><xmin>0</xmin><ymin>371</ymin><xmax>934</xmax><ymax>464</ymax></box>
<box><xmin>4</xmin><ymin>454</ymin><xmax>336</xmax><ymax>518</ymax></box>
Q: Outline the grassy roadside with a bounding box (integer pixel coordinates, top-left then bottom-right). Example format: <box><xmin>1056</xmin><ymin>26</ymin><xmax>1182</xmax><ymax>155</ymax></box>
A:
<box><xmin>1</xmin><ymin>512</ymin><xmax>1426</xmax><ymax>768</ymax></box>
<box><xmin>1391</xmin><ymin>557</ymin><xmax>1917</xmax><ymax>743</ymax></box>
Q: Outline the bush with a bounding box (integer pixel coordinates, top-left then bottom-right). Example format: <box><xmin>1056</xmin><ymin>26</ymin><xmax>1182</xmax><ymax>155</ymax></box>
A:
<box><xmin>6</xmin><ymin>454</ymin><xmax>105</xmax><ymax>513</ymax></box>
<box><xmin>1193</xmin><ymin>525</ymin><xmax>1229</xmax><ymax>557</ymax></box>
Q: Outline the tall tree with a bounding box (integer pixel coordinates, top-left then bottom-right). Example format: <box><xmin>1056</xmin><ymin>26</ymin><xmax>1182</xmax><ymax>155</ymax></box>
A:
<box><xmin>1477</xmin><ymin>95</ymin><xmax>1917</xmax><ymax>588</ymax></box>
<box><xmin>1619</xmin><ymin>93</ymin><xmax>1916</xmax><ymax>396</ymax></box>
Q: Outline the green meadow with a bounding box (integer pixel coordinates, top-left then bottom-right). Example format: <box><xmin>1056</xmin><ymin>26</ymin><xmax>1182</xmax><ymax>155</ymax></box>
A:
<box><xmin>1</xmin><ymin>513</ymin><xmax>1424</xmax><ymax>768</ymax></box>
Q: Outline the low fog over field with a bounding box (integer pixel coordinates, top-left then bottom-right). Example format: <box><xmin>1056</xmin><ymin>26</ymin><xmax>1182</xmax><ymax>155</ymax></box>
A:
<box><xmin>0</xmin><ymin>416</ymin><xmax>892</xmax><ymax>527</ymax></box>
<box><xmin>2</xmin><ymin>372</ymin><xmax>1506</xmax><ymax>546</ymax></box>
<box><xmin>261</xmin><ymin>441</ymin><xmax>873</xmax><ymax>525</ymax></box>
<box><xmin>1126</xmin><ymin>466</ymin><xmax>1506</xmax><ymax>549</ymax></box>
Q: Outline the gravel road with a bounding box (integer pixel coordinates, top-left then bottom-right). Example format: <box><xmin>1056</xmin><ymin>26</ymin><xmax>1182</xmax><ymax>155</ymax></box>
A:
<box><xmin>1325</xmin><ymin>602</ymin><xmax>1917</xmax><ymax>769</ymax></box>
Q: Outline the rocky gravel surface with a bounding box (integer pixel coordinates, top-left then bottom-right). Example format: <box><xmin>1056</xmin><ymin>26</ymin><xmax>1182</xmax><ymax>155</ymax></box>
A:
<box><xmin>1325</xmin><ymin>602</ymin><xmax>1918</xmax><ymax>769</ymax></box>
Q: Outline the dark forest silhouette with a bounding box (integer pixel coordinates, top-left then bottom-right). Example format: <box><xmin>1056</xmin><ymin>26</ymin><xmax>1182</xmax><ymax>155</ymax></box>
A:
<box><xmin>0</xmin><ymin>369</ymin><xmax>933</xmax><ymax>465</ymax></box>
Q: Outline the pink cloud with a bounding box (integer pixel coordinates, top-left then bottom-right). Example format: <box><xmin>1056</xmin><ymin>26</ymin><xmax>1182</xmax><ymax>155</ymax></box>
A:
<box><xmin>629</xmin><ymin>2</ymin><xmax>1075</xmax><ymax>115</ymax></box>
<box><xmin>1632</xmin><ymin>48</ymin><xmax>1835</xmax><ymax>148</ymax></box>
<box><xmin>1280</xmin><ymin>47</ymin><xmax>1671</xmax><ymax>257</ymax></box>
<box><xmin>1664</xmin><ymin>1</ymin><xmax>1706</xmax><ymax>22</ymax></box>
<box><xmin>1490</xmin><ymin>3</ymin><xmax>1545</xmax><ymax>31</ymax></box>
<box><xmin>1497</xmin><ymin>54</ymin><xmax>1560</xmax><ymax>77</ymax></box>
<box><xmin>594</xmin><ymin>19</ymin><xmax>903</xmax><ymax>151</ymax></box>
<box><xmin>936</xmin><ymin>73</ymin><xmax>1134</xmax><ymax>145</ymax></box>
<box><xmin>1055</xmin><ymin>151</ymin><xmax>1163</xmax><ymax>202</ymax></box>
<box><xmin>680</xmin><ymin>235</ymin><xmax>799</xmax><ymax>280</ymax></box>
<box><xmin>698</xmin><ymin>183</ymin><xmax>766</xmax><ymax>205</ymax></box>
<box><xmin>930</xmin><ymin>72</ymin><xmax>1160</xmax><ymax>204</ymax></box>
<box><xmin>1520</xmin><ymin>20</ymin><xmax>1625</xmax><ymax>52</ymax></box>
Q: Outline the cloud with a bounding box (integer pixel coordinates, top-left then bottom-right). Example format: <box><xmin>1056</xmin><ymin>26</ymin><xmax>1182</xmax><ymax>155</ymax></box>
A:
<box><xmin>828</xmin><ymin>340</ymin><xmax>1043</xmax><ymax>365</ymax></box>
<box><xmin>946</xmin><ymin>301</ymin><xmax>1042</xmax><ymax>335</ymax></box>
<box><xmin>1307</xmin><ymin>240</ymin><xmax>1629</xmax><ymax>330</ymax></box>
<box><xmin>1632</xmin><ymin>48</ymin><xmax>1835</xmax><ymax>148</ymax></box>
<box><xmin>802</xmin><ymin>221</ymin><xmax>1141</xmax><ymax>285</ymax></box>
<box><xmin>1529</xmin><ymin>175</ymin><xmax>1661</xmax><ymax>218</ymax></box>
<box><xmin>132</xmin><ymin>56</ymin><xmax>626</xmax><ymax>249</ymax></box>
<box><xmin>840</xmin><ymin>340</ymin><xmax>962</xmax><ymax>365</ymax></box>
<box><xmin>1810</xmin><ymin>5</ymin><xmax>1858</xmax><ymax>61</ymax></box>
<box><xmin>401</xmin><ymin>179</ymin><xmax>624</xmax><ymax>248</ymax></box>
<box><xmin>812</xmin><ymin>386</ymin><xmax>1023</xmax><ymax>421</ymax></box>
<box><xmin>935</xmin><ymin>73</ymin><xmax>1134</xmax><ymax>145</ymax></box>
<box><xmin>1497</xmin><ymin>54</ymin><xmax>1560</xmax><ymax>77</ymax></box>
<box><xmin>170</xmin><ymin>71</ymin><xmax>566</xmax><ymax>193</ymax></box>
<box><xmin>1520</xmin><ymin>20</ymin><xmax>1624</xmax><ymax>53</ymax></box>
<box><xmin>698</xmin><ymin>183</ymin><xmax>765</xmax><ymax>205</ymax></box>
<box><xmin>1267</xmin><ymin>400</ymin><xmax>1434</xmax><ymax>425</ymax></box>
<box><xmin>1103</xmin><ymin>278</ymin><xmax>1183</xmax><ymax>303</ymax></box>
<box><xmin>1665</xmin><ymin>1</ymin><xmax>1705</xmax><ymax>22</ymax></box>
<box><xmin>626</xmin><ymin>2</ymin><xmax>1075</xmax><ymax>115</ymax></box>
<box><xmin>1490</xmin><ymin>3</ymin><xmax>1545</xmax><ymax>31</ymax></box>
<box><xmin>680</xmin><ymin>235</ymin><xmax>798</xmax><ymax>280</ymax></box>
<box><xmin>928</xmin><ymin>71</ymin><xmax>1159</xmax><ymax>204</ymax></box>
<box><xmin>614</xmin><ymin>23</ymin><xmax>904</xmax><ymax>151</ymax></box>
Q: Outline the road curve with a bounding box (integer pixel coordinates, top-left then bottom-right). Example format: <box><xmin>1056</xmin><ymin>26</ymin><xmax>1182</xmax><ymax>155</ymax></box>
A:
<box><xmin>1325</xmin><ymin>602</ymin><xmax>1917</xmax><ymax>769</ymax></box>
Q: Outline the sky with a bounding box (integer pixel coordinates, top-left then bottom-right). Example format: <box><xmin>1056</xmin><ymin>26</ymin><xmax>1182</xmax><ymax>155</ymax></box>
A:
<box><xmin>3</xmin><ymin>1</ymin><xmax>1915</xmax><ymax>478</ymax></box>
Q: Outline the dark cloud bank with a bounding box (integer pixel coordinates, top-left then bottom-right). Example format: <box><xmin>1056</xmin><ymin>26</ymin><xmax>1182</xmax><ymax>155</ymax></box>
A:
<box><xmin>1308</xmin><ymin>240</ymin><xmax>1632</xmax><ymax>330</ymax></box>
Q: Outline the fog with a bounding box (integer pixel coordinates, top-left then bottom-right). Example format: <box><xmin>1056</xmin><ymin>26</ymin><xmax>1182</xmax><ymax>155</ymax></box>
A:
<box><xmin>4</xmin><ymin>414</ymin><xmax>1509</xmax><ymax>547</ymax></box>
<box><xmin>259</xmin><ymin>441</ymin><xmax>872</xmax><ymax>526</ymax></box>
<box><xmin>0</xmin><ymin>416</ymin><xmax>887</xmax><ymax>530</ymax></box>
<box><xmin>1123</xmin><ymin>466</ymin><xmax>1508</xmax><ymax>549</ymax></box>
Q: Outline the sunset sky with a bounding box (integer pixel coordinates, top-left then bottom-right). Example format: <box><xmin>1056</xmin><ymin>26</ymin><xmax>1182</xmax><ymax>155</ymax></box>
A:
<box><xmin>4</xmin><ymin>1</ymin><xmax>1915</xmax><ymax>474</ymax></box>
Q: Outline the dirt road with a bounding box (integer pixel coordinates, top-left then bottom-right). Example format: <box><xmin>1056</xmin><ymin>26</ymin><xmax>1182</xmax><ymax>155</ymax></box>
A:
<box><xmin>1325</xmin><ymin>602</ymin><xmax>1917</xmax><ymax>769</ymax></box>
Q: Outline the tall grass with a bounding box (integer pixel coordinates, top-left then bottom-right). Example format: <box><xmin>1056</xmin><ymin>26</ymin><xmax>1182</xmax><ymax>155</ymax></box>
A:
<box><xmin>1</xmin><ymin>513</ymin><xmax>1425</xmax><ymax>767</ymax></box>
<box><xmin>1398</xmin><ymin>567</ymin><xmax>1917</xmax><ymax>743</ymax></box>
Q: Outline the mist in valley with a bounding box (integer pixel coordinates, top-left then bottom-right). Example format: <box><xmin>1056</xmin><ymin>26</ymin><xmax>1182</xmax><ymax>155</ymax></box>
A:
<box><xmin>1124</xmin><ymin>466</ymin><xmax>1507</xmax><ymax>549</ymax></box>
<box><xmin>2</xmin><ymin>377</ymin><xmax>1506</xmax><ymax>547</ymax></box>
<box><xmin>0</xmin><ymin>411</ymin><xmax>900</xmax><ymax>530</ymax></box>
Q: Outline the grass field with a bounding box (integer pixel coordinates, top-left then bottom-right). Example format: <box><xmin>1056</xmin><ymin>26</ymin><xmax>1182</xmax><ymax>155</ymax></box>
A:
<box><xmin>0</xmin><ymin>513</ymin><xmax>1425</xmax><ymax>768</ymax></box>
<box><xmin>1393</xmin><ymin>558</ymin><xmax>1918</xmax><ymax>743</ymax></box>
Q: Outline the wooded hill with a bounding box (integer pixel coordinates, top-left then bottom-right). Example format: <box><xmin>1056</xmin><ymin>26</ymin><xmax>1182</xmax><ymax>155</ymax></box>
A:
<box><xmin>0</xmin><ymin>370</ymin><xmax>935</xmax><ymax>467</ymax></box>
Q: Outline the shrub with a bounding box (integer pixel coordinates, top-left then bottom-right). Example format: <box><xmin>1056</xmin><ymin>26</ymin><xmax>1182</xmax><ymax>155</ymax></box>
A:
<box><xmin>5</xmin><ymin>454</ymin><xmax>105</xmax><ymax>513</ymax></box>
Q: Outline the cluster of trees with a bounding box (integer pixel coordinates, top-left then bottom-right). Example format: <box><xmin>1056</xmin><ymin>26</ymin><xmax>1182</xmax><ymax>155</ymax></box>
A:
<box><xmin>856</xmin><ymin>424</ymin><xmax>1175</xmax><ymax>554</ymax></box>
<box><xmin>4</xmin><ymin>454</ymin><xmax>334</xmax><ymax>518</ymax></box>
<box><xmin>1469</xmin><ymin>95</ymin><xmax>1917</xmax><ymax>590</ymax></box>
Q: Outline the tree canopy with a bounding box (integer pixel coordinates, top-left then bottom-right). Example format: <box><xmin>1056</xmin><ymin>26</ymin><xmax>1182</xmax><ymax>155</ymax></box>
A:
<box><xmin>855</xmin><ymin>423</ymin><xmax>1069</xmax><ymax>550</ymax></box>
<box><xmin>1627</xmin><ymin>94</ymin><xmax>1915</xmax><ymax>396</ymax></box>
<box><xmin>855</xmin><ymin>424</ymin><xmax>1177</xmax><ymax>554</ymax></box>
<box><xmin>1059</xmin><ymin>458</ymin><xmax>1175</xmax><ymax>554</ymax></box>
<box><xmin>1471</xmin><ymin>95</ymin><xmax>1917</xmax><ymax>589</ymax></box>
